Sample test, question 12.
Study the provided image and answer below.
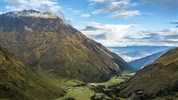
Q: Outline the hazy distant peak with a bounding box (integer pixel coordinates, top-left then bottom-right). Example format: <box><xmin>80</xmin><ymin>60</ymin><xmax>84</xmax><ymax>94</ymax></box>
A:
<box><xmin>4</xmin><ymin>9</ymin><xmax>58</xmax><ymax>19</ymax></box>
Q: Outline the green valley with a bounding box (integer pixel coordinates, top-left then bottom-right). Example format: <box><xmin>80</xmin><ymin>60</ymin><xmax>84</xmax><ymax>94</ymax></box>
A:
<box><xmin>36</xmin><ymin>68</ymin><xmax>134</xmax><ymax>100</ymax></box>
<box><xmin>0</xmin><ymin>7</ymin><xmax>177</xmax><ymax>100</ymax></box>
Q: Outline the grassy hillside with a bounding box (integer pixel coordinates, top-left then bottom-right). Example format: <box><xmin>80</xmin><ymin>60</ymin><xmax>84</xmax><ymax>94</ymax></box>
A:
<box><xmin>0</xmin><ymin>45</ymin><xmax>65</xmax><ymax>100</ymax></box>
<box><xmin>117</xmin><ymin>48</ymin><xmax>178</xmax><ymax>99</ymax></box>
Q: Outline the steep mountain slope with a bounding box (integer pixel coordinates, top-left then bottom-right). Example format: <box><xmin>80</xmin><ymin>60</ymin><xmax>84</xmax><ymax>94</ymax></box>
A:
<box><xmin>116</xmin><ymin>48</ymin><xmax>178</xmax><ymax>99</ymax></box>
<box><xmin>0</xmin><ymin>10</ymin><xmax>132</xmax><ymax>82</ymax></box>
<box><xmin>0</xmin><ymin>45</ymin><xmax>65</xmax><ymax>100</ymax></box>
<box><xmin>129</xmin><ymin>51</ymin><xmax>166</xmax><ymax>71</ymax></box>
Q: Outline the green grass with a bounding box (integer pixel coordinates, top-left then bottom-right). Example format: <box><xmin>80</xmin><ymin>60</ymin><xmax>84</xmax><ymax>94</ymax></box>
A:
<box><xmin>37</xmin><ymin>69</ymin><xmax>94</xmax><ymax>100</ymax></box>
<box><xmin>36</xmin><ymin>69</ymin><xmax>135</xmax><ymax>100</ymax></box>
<box><xmin>92</xmin><ymin>72</ymin><xmax>135</xmax><ymax>87</ymax></box>
<box><xmin>55</xmin><ymin>89</ymin><xmax>94</xmax><ymax>100</ymax></box>
<box><xmin>36</xmin><ymin>69</ymin><xmax>84</xmax><ymax>88</ymax></box>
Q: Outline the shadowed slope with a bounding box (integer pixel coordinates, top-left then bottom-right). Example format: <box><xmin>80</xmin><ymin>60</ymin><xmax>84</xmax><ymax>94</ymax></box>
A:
<box><xmin>0</xmin><ymin>45</ymin><xmax>65</xmax><ymax>100</ymax></box>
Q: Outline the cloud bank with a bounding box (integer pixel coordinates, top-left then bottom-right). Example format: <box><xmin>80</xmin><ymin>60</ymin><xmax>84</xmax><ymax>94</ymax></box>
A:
<box><xmin>79</xmin><ymin>21</ymin><xmax>178</xmax><ymax>47</ymax></box>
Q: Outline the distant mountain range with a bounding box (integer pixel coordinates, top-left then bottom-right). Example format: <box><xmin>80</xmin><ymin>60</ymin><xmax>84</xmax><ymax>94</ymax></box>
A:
<box><xmin>108</xmin><ymin>46</ymin><xmax>174</xmax><ymax>62</ymax></box>
<box><xmin>0</xmin><ymin>10</ymin><xmax>132</xmax><ymax>82</ymax></box>
<box><xmin>129</xmin><ymin>51</ymin><xmax>166</xmax><ymax>70</ymax></box>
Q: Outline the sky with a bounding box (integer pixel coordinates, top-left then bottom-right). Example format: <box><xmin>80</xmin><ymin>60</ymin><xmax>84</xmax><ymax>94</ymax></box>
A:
<box><xmin>0</xmin><ymin>0</ymin><xmax>178</xmax><ymax>47</ymax></box>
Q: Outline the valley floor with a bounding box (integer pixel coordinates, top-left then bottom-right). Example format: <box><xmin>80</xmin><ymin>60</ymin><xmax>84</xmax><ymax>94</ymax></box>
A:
<box><xmin>37</xmin><ymin>69</ymin><xmax>134</xmax><ymax>100</ymax></box>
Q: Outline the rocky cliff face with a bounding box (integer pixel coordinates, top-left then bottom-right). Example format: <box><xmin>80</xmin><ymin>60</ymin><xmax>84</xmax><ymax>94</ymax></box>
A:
<box><xmin>0</xmin><ymin>10</ymin><xmax>132</xmax><ymax>82</ymax></box>
<box><xmin>0</xmin><ymin>45</ymin><xmax>65</xmax><ymax>100</ymax></box>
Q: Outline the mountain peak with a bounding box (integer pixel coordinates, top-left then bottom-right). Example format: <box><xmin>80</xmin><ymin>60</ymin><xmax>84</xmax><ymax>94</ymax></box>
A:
<box><xmin>4</xmin><ymin>9</ymin><xmax>58</xmax><ymax>19</ymax></box>
<box><xmin>0</xmin><ymin>10</ymin><xmax>132</xmax><ymax>82</ymax></box>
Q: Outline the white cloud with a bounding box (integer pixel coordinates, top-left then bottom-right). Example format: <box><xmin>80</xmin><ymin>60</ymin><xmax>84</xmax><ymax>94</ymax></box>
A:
<box><xmin>3</xmin><ymin>0</ymin><xmax>25</xmax><ymax>2</ymax></box>
<box><xmin>78</xmin><ymin>22</ymin><xmax>136</xmax><ymax>46</ymax></box>
<box><xmin>90</xmin><ymin>0</ymin><xmax>129</xmax><ymax>13</ymax></box>
<box><xmin>89</xmin><ymin>0</ymin><xmax>142</xmax><ymax>18</ymax></box>
<box><xmin>167</xmin><ymin>39</ymin><xmax>178</xmax><ymax>42</ymax></box>
<box><xmin>3</xmin><ymin>0</ymin><xmax>63</xmax><ymax>18</ymax></box>
<box><xmin>89</xmin><ymin>0</ymin><xmax>106</xmax><ymax>3</ymax></box>
<box><xmin>81</xmin><ymin>13</ymin><xmax>91</xmax><ymax>17</ymax></box>
<box><xmin>125</xmin><ymin>27</ymin><xmax>178</xmax><ymax>46</ymax></box>
<box><xmin>109</xmin><ymin>10</ymin><xmax>141</xmax><ymax>18</ymax></box>
<box><xmin>157</xmin><ymin>28</ymin><xmax>177</xmax><ymax>35</ymax></box>
<box><xmin>140</xmin><ymin>28</ymin><xmax>177</xmax><ymax>37</ymax></box>
<box><xmin>103</xmin><ymin>24</ymin><xmax>135</xmax><ymax>40</ymax></box>
<box><xmin>119</xmin><ymin>55</ymin><xmax>138</xmax><ymax>62</ymax></box>
<box><xmin>77</xmin><ymin>22</ymin><xmax>178</xmax><ymax>47</ymax></box>
<box><xmin>81</xmin><ymin>22</ymin><xmax>135</xmax><ymax>39</ymax></box>
<box><xmin>73</xmin><ymin>10</ymin><xmax>81</xmax><ymax>14</ymax></box>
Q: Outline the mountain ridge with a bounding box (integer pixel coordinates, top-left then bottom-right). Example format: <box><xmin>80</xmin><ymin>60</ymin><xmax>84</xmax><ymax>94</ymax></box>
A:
<box><xmin>129</xmin><ymin>51</ymin><xmax>166</xmax><ymax>70</ymax></box>
<box><xmin>4</xmin><ymin>9</ymin><xmax>58</xmax><ymax>19</ymax></box>
<box><xmin>0</xmin><ymin>10</ymin><xmax>132</xmax><ymax>82</ymax></box>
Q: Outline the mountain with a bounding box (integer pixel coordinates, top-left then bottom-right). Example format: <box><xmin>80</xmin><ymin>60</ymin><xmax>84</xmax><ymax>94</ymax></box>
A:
<box><xmin>116</xmin><ymin>48</ymin><xmax>178</xmax><ymax>99</ymax></box>
<box><xmin>0</xmin><ymin>45</ymin><xmax>65</xmax><ymax>100</ymax></box>
<box><xmin>109</xmin><ymin>46</ymin><xmax>173</xmax><ymax>62</ymax></box>
<box><xmin>129</xmin><ymin>51</ymin><xmax>166</xmax><ymax>71</ymax></box>
<box><xmin>0</xmin><ymin>10</ymin><xmax>132</xmax><ymax>82</ymax></box>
